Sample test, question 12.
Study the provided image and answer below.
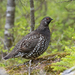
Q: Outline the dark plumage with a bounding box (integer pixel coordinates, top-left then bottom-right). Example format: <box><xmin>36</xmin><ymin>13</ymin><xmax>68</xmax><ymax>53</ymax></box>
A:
<box><xmin>4</xmin><ymin>17</ymin><xmax>53</xmax><ymax>60</ymax></box>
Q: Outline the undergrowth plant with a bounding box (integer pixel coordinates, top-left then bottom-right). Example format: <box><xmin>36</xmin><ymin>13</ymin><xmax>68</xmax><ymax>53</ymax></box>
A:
<box><xmin>51</xmin><ymin>46</ymin><xmax>75</xmax><ymax>72</ymax></box>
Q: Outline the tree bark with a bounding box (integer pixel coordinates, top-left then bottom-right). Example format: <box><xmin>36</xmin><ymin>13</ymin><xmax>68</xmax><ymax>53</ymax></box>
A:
<box><xmin>0</xmin><ymin>0</ymin><xmax>2</xmax><ymax>2</ymax></box>
<box><xmin>4</xmin><ymin>0</ymin><xmax>15</xmax><ymax>50</ymax></box>
<box><xmin>30</xmin><ymin>0</ymin><xmax>35</xmax><ymax>32</ymax></box>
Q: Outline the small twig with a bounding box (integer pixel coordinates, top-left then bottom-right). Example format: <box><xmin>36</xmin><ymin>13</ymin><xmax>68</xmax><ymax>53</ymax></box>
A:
<box><xmin>29</xmin><ymin>60</ymin><xmax>32</xmax><ymax>75</ymax></box>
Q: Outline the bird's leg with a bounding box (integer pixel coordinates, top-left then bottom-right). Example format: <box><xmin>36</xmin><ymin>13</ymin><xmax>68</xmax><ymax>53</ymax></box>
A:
<box><xmin>28</xmin><ymin>60</ymin><xmax>32</xmax><ymax>75</ymax></box>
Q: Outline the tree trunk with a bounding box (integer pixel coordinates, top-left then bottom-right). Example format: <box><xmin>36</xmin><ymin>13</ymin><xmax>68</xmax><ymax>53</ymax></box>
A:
<box><xmin>30</xmin><ymin>0</ymin><xmax>35</xmax><ymax>32</ymax></box>
<box><xmin>44</xmin><ymin>0</ymin><xmax>47</xmax><ymax>16</ymax></box>
<box><xmin>4</xmin><ymin>0</ymin><xmax>15</xmax><ymax>51</ymax></box>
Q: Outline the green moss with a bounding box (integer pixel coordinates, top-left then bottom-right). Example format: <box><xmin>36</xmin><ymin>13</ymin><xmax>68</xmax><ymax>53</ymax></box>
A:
<box><xmin>44</xmin><ymin>64</ymin><xmax>53</xmax><ymax>72</ymax></box>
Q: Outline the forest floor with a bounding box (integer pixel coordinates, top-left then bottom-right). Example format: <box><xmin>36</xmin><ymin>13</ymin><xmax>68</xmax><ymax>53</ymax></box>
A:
<box><xmin>2</xmin><ymin>52</ymin><xmax>69</xmax><ymax>75</ymax></box>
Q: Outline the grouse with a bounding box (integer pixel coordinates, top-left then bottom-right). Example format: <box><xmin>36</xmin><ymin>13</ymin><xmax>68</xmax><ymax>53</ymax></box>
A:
<box><xmin>4</xmin><ymin>17</ymin><xmax>53</xmax><ymax>60</ymax></box>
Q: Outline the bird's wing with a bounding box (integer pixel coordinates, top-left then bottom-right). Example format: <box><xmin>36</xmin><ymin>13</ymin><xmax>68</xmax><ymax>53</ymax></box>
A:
<box><xmin>19</xmin><ymin>36</ymin><xmax>39</xmax><ymax>52</ymax></box>
<box><xmin>13</xmin><ymin>31</ymin><xmax>40</xmax><ymax>53</ymax></box>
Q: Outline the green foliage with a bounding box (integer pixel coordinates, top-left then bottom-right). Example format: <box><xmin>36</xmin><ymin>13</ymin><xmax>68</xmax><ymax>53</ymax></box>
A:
<box><xmin>51</xmin><ymin>46</ymin><xmax>75</xmax><ymax>72</ymax></box>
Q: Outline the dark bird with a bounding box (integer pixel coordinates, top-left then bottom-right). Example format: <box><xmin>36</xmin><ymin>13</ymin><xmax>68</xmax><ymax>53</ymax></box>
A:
<box><xmin>4</xmin><ymin>17</ymin><xmax>53</xmax><ymax>60</ymax></box>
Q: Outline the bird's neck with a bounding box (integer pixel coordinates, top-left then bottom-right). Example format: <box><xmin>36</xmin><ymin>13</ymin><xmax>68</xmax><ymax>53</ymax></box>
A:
<box><xmin>36</xmin><ymin>25</ymin><xmax>50</xmax><ymax>36</ymax></box>
<box><xmin>37</xmin><ymin>24</ymin><xmax>49</xmax><ymax>30</ymax></box>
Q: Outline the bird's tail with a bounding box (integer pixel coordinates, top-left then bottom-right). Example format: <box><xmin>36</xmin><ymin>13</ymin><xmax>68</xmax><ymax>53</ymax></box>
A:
<box><xmin>3</xmin><ymin>53</ymin><xmax>13</xmax><ymax>60</ymax></box>
<box><xmin>3</xmin><ymin>50</ymin><xmax>19</xmax><ymax>60</ymax></box>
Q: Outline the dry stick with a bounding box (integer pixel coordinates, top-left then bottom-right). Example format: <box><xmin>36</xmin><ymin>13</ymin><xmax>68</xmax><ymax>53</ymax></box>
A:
<box><xmin>29</xmin><ymin>60</ymin><xmax>32</xmax><ymax>75</ymax></box>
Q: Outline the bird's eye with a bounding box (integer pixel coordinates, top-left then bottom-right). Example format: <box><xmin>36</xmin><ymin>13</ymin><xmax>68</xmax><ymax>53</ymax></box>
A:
<box><xmin>46</xmin><ymin>18</ymin><xmax>49</xmax><ymax>20</ymax></box>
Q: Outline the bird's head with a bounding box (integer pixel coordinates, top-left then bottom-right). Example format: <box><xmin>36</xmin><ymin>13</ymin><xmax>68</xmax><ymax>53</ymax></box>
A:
<box><xmin>41</xmin><ymin>17</ymin><xmax>53</xmax><ymax>27</ymax></box>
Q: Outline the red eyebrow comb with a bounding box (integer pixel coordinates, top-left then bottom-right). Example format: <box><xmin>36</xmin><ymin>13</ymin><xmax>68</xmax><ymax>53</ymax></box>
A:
<box><xmin>46</xmin><ymin>18</ymin><xmax>49</xmax><ymax>20</ymax></box>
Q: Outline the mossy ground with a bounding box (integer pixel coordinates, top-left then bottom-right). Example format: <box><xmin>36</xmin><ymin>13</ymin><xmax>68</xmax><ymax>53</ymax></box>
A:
<box><xmin>4</xmin><ymin>52</ymin><xmax>69</xmax><ymax>75</ymax></box>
